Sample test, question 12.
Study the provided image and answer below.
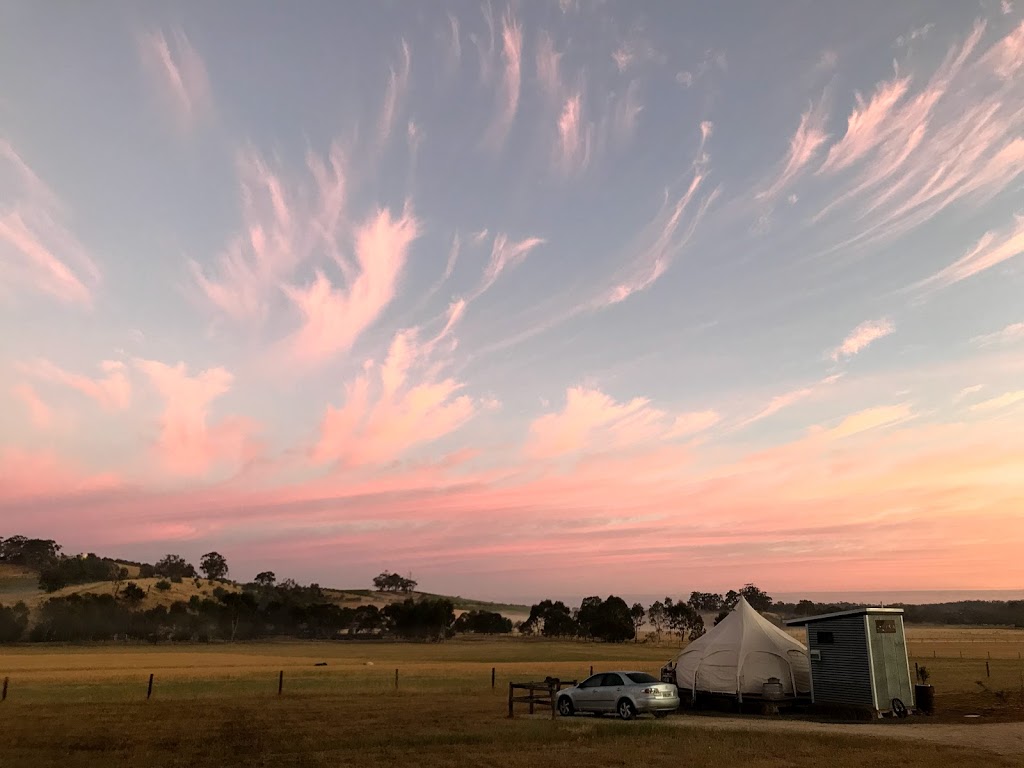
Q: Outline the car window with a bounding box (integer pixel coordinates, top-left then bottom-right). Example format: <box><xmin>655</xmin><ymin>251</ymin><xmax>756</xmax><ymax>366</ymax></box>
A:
<box><xmin>578</xmin><ymin>675</ymin><xmax>603</xmax><ymax>689</ymax></box>
<box><xmin>601</xmin><ymin>673</ymin><xmax>624</xmax><ymax>687</ymax></box>
<box><xmin>626</xmin><ymin>672</ymin><xmax>659</xmax><ymax>684</ymax></box>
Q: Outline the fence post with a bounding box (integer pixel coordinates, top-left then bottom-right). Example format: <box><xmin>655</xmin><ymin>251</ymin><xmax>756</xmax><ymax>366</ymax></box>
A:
<box><xmin>491</xmin><ymin>667</ymin><xmax>496</xmax><ymax>689</ymax></box>
<box><xmin>1</xmin><ymin>676</ymin><xmax>8</xmax><ymax>702</ymax></box>
<box><xmin>394</xmin><ymin>669</ymin><xmax>399</xmax><ymax>690</ymax></box>
<box><xmin>278</xmin><ymin>670</ymin><xmax>284</xmax><ymax>695</ymax></box>
<box><xmin>147</xmin><ymin>673</ymin><xmax>154</xmax><ymax>700</ymax></box>
<box><xmin>549</xmin><ymin>679</ymin><xmax>558</xmax><ymax>720</ymax></box>
<box><xmin>589</xmin><ymin>665</ymin><xmax>593</xmax><ymax>676</ymax></box>
<box><xmin>529</xmin><ymin>684</ymin><xmax>535</xmax><ymax>715</ymax></box>
<box><xmin>987</xmin><ymin>661</ymin><xmax>991</xmax><ymax>678</ymax></box>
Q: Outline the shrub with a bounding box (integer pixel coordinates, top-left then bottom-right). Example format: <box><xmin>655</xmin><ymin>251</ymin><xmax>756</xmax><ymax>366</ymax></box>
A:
<box><xmin>171</xmin><ymin>575</ymin><xmax>183</xmax><ymax>584</ymax></box>
<box><xmin>155</xmin><ymin>580</ymin><xmax>172</xmax><ymax>592</ymax></box>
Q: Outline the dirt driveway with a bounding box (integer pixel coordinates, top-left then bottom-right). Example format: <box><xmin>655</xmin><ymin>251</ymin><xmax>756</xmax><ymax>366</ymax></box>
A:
<box><xmin>666</xmin><ymin>714</ymin><xmax>1024</xmax><ymax>757</ymax></box>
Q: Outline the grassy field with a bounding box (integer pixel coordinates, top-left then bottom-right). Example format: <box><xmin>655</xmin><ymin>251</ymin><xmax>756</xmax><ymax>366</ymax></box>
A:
<box><xmin>2</xmin><ymin>634</ymin><xmax>1023</xmax><ymax>767</ymax></box>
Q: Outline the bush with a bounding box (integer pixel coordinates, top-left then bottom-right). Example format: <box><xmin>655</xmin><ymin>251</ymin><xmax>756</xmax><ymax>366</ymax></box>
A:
<box><xmin>155</xmin><ymin>580</ymin><xmax>172</xmax><ymax>591</ymax></box>
<box><xmin>171</xmin><ymin>575</ymin><xmax>183</xmax><ymax>584</ymax></box>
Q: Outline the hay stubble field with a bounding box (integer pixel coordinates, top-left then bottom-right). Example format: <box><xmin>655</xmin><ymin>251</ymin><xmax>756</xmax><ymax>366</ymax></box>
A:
<box><xmin>2</xmin><ymin>629</ymin><xmax>1023</xmax><ymax>768</ymax></box>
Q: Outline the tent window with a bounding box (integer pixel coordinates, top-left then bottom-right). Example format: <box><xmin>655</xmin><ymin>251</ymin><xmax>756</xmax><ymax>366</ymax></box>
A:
<box><xmin>816</xmin><ymin>631</ymin><xmax>835</xmax><ymax>645</ymax></box>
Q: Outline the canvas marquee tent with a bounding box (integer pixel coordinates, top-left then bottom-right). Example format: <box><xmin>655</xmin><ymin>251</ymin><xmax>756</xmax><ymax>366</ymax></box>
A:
<box><xmin>669</xmin><ymin>597</ymin><xmax>811</xmax><ymax>701</ymax></box>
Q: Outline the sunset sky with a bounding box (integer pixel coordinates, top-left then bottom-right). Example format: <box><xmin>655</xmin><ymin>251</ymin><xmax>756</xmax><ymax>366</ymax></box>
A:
<box><xmin>2</xmin><ymin>2</ymin><xmax>1023</xmax><ymax>601</ymax></box>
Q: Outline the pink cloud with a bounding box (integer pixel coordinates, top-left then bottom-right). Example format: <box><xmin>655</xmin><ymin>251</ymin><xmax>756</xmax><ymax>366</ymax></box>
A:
<box><xmin>536</xmin><ymin>32</ymin><xmax>563</xmax><ymax>102</ymax></box>
<box><xmin>811</xmin><ymin>23</ymin><xmax>1024</xmax><ymax>255</ymax></box>
<box><xmin>474</xmin><ymin>233</ymin><xmax>545</xmax><ymax>297</ymax></box>
<box><xmin>19</xmin><ymin>358</ymin><xmax>131</xmax><ymax>410</ymax></box>
<box><xmin>920</xmin><ymin>215</ymin><xmax>1024</xmax><ymax>290</ymax></box>
<box><xmin>611</xmin><ymin>80</ymin><xmax>643</xmax><ymax>144</ymax></box>
<box><xmin>969</xmin><ymin>390</ymin><xmax>1024</xmax><ymax>413</ymax></box>
<box><xmin>555</xmin><ymin>92</ymin><xmax>591</xmax><ymax>175</ymax></box>
<box><xmin>973</xmin><ymin>321</ymin><xmax>1024</xmax><ymax>346</ymax></box>
<box><xmin>135</xmin><ymin>359</ymin><xmax>257</xmax><ymax>477</ymax></box>
<box><xmin>983</xmin><ymin>19</ymin><xmax>1023</xmax><ymax>78</ymax></box>
<box><xmin>0</xmin><ymin>448</ymin><xmax>119</xmax><ymax>502</ymax></box>
<box><xmin>603</xmin><ymin>170</ymin><xmax>716</xmax><ymax>305</ymax></box>
<box><xmin>829</xmin><ymin>318</ymin><xmax>895</xmax><ymax>361</ymax></box>
<box><xmin>758</xmin><ymin>97</ymin><xmax>830</xmax><ymax>199</ymax></box>
<box><xmin>13</xmin><ymin>411</ymin><xmax>1024</xmax><ymax>594</ymax></box>
<box><xmin>819</xmin><ymin>75</ymin><xmax>912</xmax><ymax>173</ymax></box>
<box><xmin>11</xmin><ymin>383</ymin><xmax>52</xmax><ymax>429</ymax></box>
<box><xmin>284</xmin><ymin>205</ymin><xmax>420</xmax><ymax>363</ymax></box>
<box><xmin>378</xmin><ymin>39</ymin><xmax>411</xmax><ymax>146</ymax></box>
<box><xmin>670</xmin><ymin>410</ymin><xmax>721</xmax><ymax>437</ymax></box>
<box><xmin>484</xmin><ymin>10</ymin><xmax>523</xmax><ymax>148</ymax></box>
<box><xmin>313</xmin><ymin>329</ymin><xmax>476</xmax><ymax>466</ymax></box>
<box><xmin>611</xmin><ymin>32</ymin><xmax>660</xmax><ymax>73</ymax></box>
<box><xmin>446</xmin><ymin>13</ymin><xmax>461</xmax><ymax>68</ymax></box>
<box><xmin>137</xmin><ymin>28</ymin><xmax>212</xmax><ymax>131</ymax></box>
<box><xmin>816</xmin><ymin>403</ymin><xmax>915</xmax><ymax>440</ymax></box>
<box><xmin>470</xmin><ymin>3</ymin><xmax>497</xmax><ymax>85</ymax></box>
<box><xmin>526</xmin><ymin>386</ymin><xmax>717</xmax><ymax>459</ymax></box>
<box><xmin>0</xmin><ymin>142</ymin><xmax>100</xmax><ymax>307</ymax></box>
<box><xmin>192</xmin><ymin>143</ymin><xmax>347</xmax><ymax>323</ymax></box>
<box><xmin>738</xmin><ymin>374</ymin><xmax>842</xmax><ymax>428</ymax></box>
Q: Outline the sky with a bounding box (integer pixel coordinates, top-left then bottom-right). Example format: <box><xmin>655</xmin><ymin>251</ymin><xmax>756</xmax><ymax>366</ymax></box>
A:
<box><xmin>1</xmin><ymin>1</ymin><xmax>1023</xmax><ymax>602</ymax></box>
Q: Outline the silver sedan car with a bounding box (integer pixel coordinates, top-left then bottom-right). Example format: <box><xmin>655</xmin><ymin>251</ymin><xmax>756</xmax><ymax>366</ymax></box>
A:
<box><xmin>556</xmin><ymin>671</ymin><xmax>680</xmax><ymax>720</ymax></box>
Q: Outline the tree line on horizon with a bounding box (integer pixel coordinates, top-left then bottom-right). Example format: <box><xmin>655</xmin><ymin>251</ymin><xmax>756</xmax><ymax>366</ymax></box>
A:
<box><xmin>1</xmin><ymin>535</ymin><xmax>1021</xmax><ymax>643</ymax></box>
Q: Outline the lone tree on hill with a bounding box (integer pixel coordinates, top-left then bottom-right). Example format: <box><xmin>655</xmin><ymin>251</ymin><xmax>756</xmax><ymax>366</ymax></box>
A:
<box><xmin>253</xmin><ymin>571</ymin><xmax>276</xmax><ymax>588</ymax></box>
<box><xmin>372</xmin><ymin>571</ymin><xmax>417</xmax><ymax>593</ymax></box>
<box><xmin>200</xmin><ymin>552</ymin><xmax>229</xmax><ymax>581</ymax></box>
<box><xmin>154</xmin><ymin>554</ymin><xmax>196</xmax><ymax>579</ymax></box>
<box><xmin>120</xmin><ymin>582</ymin><xmax>146</xmax><ymax>604</ymax></box>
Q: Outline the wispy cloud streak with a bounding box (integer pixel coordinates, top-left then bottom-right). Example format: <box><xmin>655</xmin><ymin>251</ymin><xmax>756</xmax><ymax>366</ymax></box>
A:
<box><xmin>285</xmin><ymin>205</ymin><xmax>420</xmax><ymax>363</ymax></box>
<box><xmin>830</xmin><ymin>318</ymin><xmax>895</xmax><ymax>361</ymax></box>
<box><xmin>137</xmin><ymin>28</ymin><xmax>212</xmax><ymax>130</ymax></box>
<box><xmin>484</xmin><ymin>11</ymin><xmax>523</xmax><ymax>148</ymax></box>
<box><xmin>19</xmin><ymin>359</ymin><xmax>131</xmax><ymax>409</ymax></box>
<box><xmin>758</xmin><ymin>97</ymin><xmax>829</xmax><ymax>199</ymax></box>
<box><xmin>0</xmin><ymin>142</ymin><xmax>100</xmax><ymax>306</ymax></box>
<box><xmin>920</xmin><ymin>215</ymin><xmax>1024</xmax><ymax>290</ymax></box>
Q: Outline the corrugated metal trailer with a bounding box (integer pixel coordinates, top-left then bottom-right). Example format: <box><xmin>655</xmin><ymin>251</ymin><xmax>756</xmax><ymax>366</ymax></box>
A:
<box><xmin>786</xmin><ymin>607</ymin><xmax>913</xmax><ymax>717</ymax></box>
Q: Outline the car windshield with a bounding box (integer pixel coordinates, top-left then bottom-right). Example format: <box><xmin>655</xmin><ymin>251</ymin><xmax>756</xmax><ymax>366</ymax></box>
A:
<box><xmin>626</xmin><ymin>672</ymin><xmax>659</xmax><ymax>684</ymax></box>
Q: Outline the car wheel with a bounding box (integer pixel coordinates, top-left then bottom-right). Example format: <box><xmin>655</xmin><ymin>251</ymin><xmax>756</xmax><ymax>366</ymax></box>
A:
<box><xmin>617</xmin><ymin>699</ymin><xmax>637</xmax><ymax>721</ymax></box>
<box><xmin>557</xmin><ymin>696</ymin><xmax>575</xmax><ymax>717</ymax></box>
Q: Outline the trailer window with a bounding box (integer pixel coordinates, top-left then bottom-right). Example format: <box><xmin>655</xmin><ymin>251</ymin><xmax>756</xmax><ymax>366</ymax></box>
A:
<box><xmin>875</xmin><ymin>619</ymin><xmax>897</xmax><ymax>634</ymax></box>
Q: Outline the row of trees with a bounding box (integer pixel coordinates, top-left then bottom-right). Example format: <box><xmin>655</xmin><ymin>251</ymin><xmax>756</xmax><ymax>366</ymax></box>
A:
<box><xmin>0</xmin><ymin>535</ymin><xmax>231</xmax><ymax>592</ymax></box>
<box><xmin>519</xmin><ymin>585</ymin><xmax>774</xmax><ymax>643</ymax></box>
<box><xmin>0</xmin><ymin>583</ymin><xmax>461</xmax><ymax>644</ymax></box>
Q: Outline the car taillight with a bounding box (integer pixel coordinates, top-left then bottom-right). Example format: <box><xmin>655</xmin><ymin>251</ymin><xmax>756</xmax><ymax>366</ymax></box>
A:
<box><xmin>643</xmin><ymin>687</ymin><xmax>658</xmax><ymax>694</ymax></box>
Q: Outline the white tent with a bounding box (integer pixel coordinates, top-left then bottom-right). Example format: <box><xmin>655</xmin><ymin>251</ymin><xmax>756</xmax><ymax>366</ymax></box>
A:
<box><xmin>670</xmin><ymin>597</ymin><xmax>811</xmax><ymax>701</ymax></box>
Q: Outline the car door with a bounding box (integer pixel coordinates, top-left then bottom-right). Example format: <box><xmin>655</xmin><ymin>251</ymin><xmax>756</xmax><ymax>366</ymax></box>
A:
<box><xmin>573</xmin><ymin>674</ymin><xmax>605</xmax><ymax>712</ymax></box>
<box><xmin>596</xmin><ymin>673</ymin><xmax>625</xmax><ymax>712</ymax></box>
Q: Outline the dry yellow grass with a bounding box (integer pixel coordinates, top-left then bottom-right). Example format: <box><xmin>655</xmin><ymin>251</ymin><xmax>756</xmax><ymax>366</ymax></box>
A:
<box><xmin>0</xmin><ymin>634</ymin><xmax>1019</xmax><ymax>765</ymax></box>
<box><xmin>1</xmin><ymin>637</ymin><xmax>1021</xmax><ymax>768</ymax></box>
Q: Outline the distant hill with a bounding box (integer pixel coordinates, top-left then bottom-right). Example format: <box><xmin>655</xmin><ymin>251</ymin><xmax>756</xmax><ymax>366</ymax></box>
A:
<box><xmin>0</xmin><ymin>562</ymin><xmax>530</xmax><ymax>620</ymax></box>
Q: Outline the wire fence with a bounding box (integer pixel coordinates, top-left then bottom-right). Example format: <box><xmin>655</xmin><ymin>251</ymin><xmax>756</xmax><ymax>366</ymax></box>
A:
<box><xmin>1</xmin><ymin>645</ymin><xmax>1022</xmax><ymax>704</ymax></box>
